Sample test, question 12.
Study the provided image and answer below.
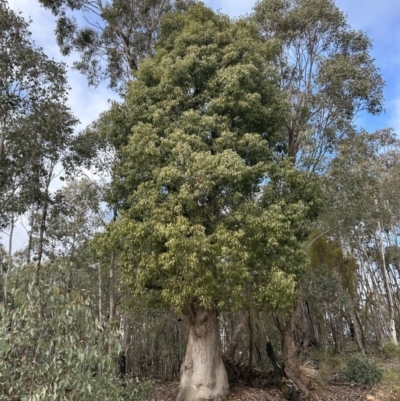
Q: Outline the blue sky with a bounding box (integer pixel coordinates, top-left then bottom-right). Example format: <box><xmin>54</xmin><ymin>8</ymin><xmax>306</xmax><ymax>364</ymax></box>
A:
<box><xmin>8</xmin><ymin>0</ymin><xmax>400</xmax><ymax>134</ymax></box>
<box><xmin>5</xmin><ymin>0</ymin><xmax>400</xmax><ymax>251</ymax></box>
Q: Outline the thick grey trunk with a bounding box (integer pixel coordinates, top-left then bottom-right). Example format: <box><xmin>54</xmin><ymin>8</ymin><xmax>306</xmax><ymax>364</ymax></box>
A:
<box><xmin>178</xmin><ymin>309</ymin><xmax>229</xmax><ymax>401</ymax></box>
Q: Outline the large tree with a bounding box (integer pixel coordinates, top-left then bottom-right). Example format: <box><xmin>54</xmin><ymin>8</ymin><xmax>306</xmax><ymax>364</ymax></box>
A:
<box><xmin>0</xmin><ymin>0</ymin><xmax>75</xmax><ymax>228</ymax></box>
<box><xmin>253</xmin><ymin>0</ymin><xmax>384</xmax><ymax>171</ymax></box>
<box><xmin>323</xmin><ymin>129</ymin><xmax>400</xmax><ymax>346</ymax></box>
<box><xmin>96</xmin><ymin>4</ymin><xmax>318</xmax><ymax>400</ymax></box>
<box><xmin>39</xmin><ymin>0</ymin><xmax>196</xmax><ymax>92</ymax></box>
<box><xmin>0</xmin><ymin>0</ymin><xmax>76</xmax><ymax>299</ymax></box>
<box><xmin>251</xmin><ymin>1</ymin><xmax>384</xmax><ymax>393</ymax></box>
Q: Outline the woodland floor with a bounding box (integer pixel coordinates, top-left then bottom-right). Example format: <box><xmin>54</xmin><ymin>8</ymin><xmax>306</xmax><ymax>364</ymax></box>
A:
<box><xmin>153</xmin><ymin>381</ymin><xmax>398</xmax><ymax>401</ymax></box>
<box><xmin>153</xmin><ymin>356</ymin><xmax>400</xmax><ymax>401</ymax></box>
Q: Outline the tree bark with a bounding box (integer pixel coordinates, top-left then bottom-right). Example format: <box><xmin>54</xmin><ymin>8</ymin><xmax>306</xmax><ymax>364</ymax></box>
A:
<box><xmin>178</xmin><ymin>308</ymin><xmax>229</xmax><ymax>401</ymax></box>
<box><xmin>109</xmin><ymin>210</ymin><xmax>117</xmax><ymax>322</ymax></box>
<box><xmin>226</xmin><ymin>312</ymin><xmax>247</xmax><ymax>362</ymax></box>
<box><xmin>27</xmin><ymin>204</ymin><xmax>35</xmax><ymax>264</ymax></box>
<box><xmin>282</xmin><ymin>296</ymin><xmax>312</xmax><ymax>399</ymax></box>
<box><xmin>349</xmin><ymin>303</ymin><xmax>366</xmax><ymax>356</ymax></box>
<box><xmin>376</xmin><ymin>218</ymin><xmax>398</xmax><ymax>345</ymax></box>
<box><xmin>36</xmin><ymin>196</ymin><xmax>48</xmax><ymax>271</ymax></box>
<box><xmin>3</xmin><ymin>211</ymin><xmax>14</xmax><ymax>308</ymax></box>
<box><xmin>267</xmin><ymin>341</ymin><xmax>305</xmax><ymax>401</ymax></box>
<box><xmin>98</xmin><ymin>263</ymin><xmax>102</xmax><ymax>322</ymax></box>
<box><xmin>109</xmin><ymin>252</ymin><xmax>116</xmax><ymax>322</ymax></box>
<box><xmin>244</xmin><ymin>312</ymin><xmax>253</xmax><ymax>383</ymax></box>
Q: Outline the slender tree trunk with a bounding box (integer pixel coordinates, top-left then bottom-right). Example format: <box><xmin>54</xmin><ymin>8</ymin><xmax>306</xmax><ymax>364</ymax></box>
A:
<box><xmin>118</xmin><ymin>313</ymin><xmax>130</xmax><ymax>377</ymax></box>
<box><xmin>349</xmin><ymin>304</ymin><xmax>366</xmax><ymax>356</ymax></box>
<box><xmin>360</xmin><ymin>236</ymin><xmax>385</xmax><ymax>347</ymax></box>
<box><xmin>26</xmin><ymin>204</ymin><xmax>35</xmax><ymax>264</ymax></box>
<box><xmin>109</xmin><ymin>252</ymin><xmax>116</xmax><ymax>321</ymax></box>
<box><xmin>36</xmin><ymin>196</ymin><xmax>48</xmax><ymax>270</ymax></box>
<box><xmin>3</xmin><ymin>211</ymin><xmax>14</xmax><ymax>308</ymax></box>
<box><xmin>67</xmin><ymin>234</ymin><xmax>76</xmax><ymax>292</ymax></box>
<box><xmin>36</xmin><ymin>163</ymin><xmax>56</xmax><ymax>276</ymax></box>
<box><xmin>36</xmin><ymin>169</ymin><xmax>53</xmax><ymax>274</ymax></box>
<box><xmin>226</xmin><ymin>312</ymin><xmax>247</xmax><ymax>362</ymax></box>
<box><xmin>109</xmin><ymin>210</ymin><xmax>117</xmax><ymax>322</ymax></box>
<box><xmin>123</xmin><ymin>313</ymin><xmax>130</xmax><ymax>374</ymax></box>
<box><xmin>178</xmin><ymin>308</ymin><xmax>229</xmax><ymax>401</ymax></box>
<box><xmin>0</xmin><ymin>116</ymin><xmax>6</xmax><ymax>156</ymax></box>
<box><xmin>244</xmin><ymin>311</ymin><xmax>253</xmax><ymax>383</ymax></box>
<box><xmin>377</xmin><ymin>219</ymin><xmax>398</xmax><ymax>345</ymax></box>
<box><xmin>98</xmin><ymin>263</ymin><xmax>102</xmax><ymax>322</ymax></box>
<box><xmin>267</xmin><ymin>341</ymin><xmax>305</xmax><ymax>401</ymax></box>
<box><xmin>282</xmin><ymin>295</ymin><xmax>311</xmax><ymax>399</ymax></box>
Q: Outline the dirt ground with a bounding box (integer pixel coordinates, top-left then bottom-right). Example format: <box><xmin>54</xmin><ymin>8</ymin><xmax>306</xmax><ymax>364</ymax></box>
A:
<box><xmin>153</xmin><ymin>380</ymin><xmax>398</xmax><ymax>401</ymax></box>
<box><xmin>152</xmin><ymin>351</ymin><xmax>400</xmax><ymax>401</ymax></box>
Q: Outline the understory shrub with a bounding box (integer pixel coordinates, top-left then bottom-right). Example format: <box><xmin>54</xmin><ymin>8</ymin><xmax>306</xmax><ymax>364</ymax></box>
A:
<box><xmin>338</xmin><ymin>356</ymin><xmax>383</xmax><ymax>384</ymax></box>
<box><xmin>0</xmin><ymin>265</ymin><xmax>153</xmax><ymax>401</ymax></box>
<box><xmin>381</xmin><ymin>341</ymin><xmax>400</xmax><ymax>359</ymax></box>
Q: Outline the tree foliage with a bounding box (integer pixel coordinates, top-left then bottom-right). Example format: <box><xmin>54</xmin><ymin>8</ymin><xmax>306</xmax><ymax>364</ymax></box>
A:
<box><xmin>0</xmin><ymin>0</ymin><xmax>77</xmax><ymax>228</ymax></box>
<box><xmin>253</xmin><ymin>0</ymin><xmax>384</xmax><ymax>170</ymax></box>
<box><xmin>38</xmin><ymin>0</ymin><xmax>196</xmax><ymax>92</ymax></box>
<box><xmin>95</xmin><ymin>4</ymin><xmax>319</xmax><ymax>314</ymax></box>
<box><xmin>0</xmin><ymin>265</ymin><xmax>122</xmax><ymax>401</ymax></box>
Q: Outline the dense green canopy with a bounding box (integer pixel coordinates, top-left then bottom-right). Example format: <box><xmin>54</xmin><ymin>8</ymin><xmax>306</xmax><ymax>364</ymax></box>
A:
<box><xmin>95</xmin><ymin>4</ymin><xmax>319</xmax><ymax>312</ymax></box>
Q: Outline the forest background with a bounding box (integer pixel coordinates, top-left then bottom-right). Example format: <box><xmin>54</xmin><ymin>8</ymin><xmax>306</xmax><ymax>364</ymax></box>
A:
<box><xmin>2</xmin><ymin>0</ymin><xmax>400</xmax><ymax>400</ymax></box>
<box><xmin>5</xmin><ymin>0</ymin><xmax>400</xmax><ymax>251</ymax></box>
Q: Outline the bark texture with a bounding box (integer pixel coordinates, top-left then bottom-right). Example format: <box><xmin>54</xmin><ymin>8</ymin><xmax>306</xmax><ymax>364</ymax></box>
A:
<box><xmin>377</xmin><ymin>219</ymin><xmax>398</xmax><ymax>345</ymax></box>
<box><xmin>282</xmin><ymin>296</ymin><xmax>312</xmax><ymax>400</ymax></box>
<box><xmin>349</xmin><ymin>305</ymin><xmax>366</xmax><ymax>356</ymax></box>
<box><xmin>177</xmin><ymin>309</ymin><xmax>229</xmax><ymax>401</ymax></box>
<box><xmin>226</xmin><ymin>312</ymin><xmax>247</xmax><ymax>362</ymax></box>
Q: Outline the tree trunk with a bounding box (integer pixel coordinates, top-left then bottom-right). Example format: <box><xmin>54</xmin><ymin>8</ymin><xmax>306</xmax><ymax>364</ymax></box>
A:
<box><xmin>109</xmin><ymin>252</ymin><xmax>116</xmax><ymax>321</ymax></box>
<box><xmin>244</xmin><ymin>312</ymin><xmax>253</xmax><ymax>383</ymax></box>
<box><xmin>3</xmin><ymin>211</ymin><xmax>15</xmax><ymax>308</ymax></box>
<box><xmin>36</xmin><ymin>197</ymin><xmax>48</xmax><ymax>271</ymax></box>
<box><xmin>349</xmin><ymin>303</ymin><xmax>366</xmax><ymax>356</ymax></box>
<box><xmin>282</xmin><ymin>296</ymin><xmax>311</xmax><ymax>399</ymax></box>
<box><xmin>178</xmin><ymin>308</ymin><xmax>229</xmax><ymax>401</ymax></box>
<box><xmin>109</xmin><ymin>210</ymin><xmax>117</xmax><ymax>322</ymax></box>
<box><xmin>377</xmin><ymin>219</ymin><xmax>398</xmax><ymax>345</ymax></box>
<box><xmin>98</xmin><ymin>263</ymin><xmax>102</xmax><ymax>322</ymax></box>
<box><xmin>27</xmin><ymin>204</ymin><xmax>35</xmax><ymax>264</ymax></box>
<box><xmin>226</xmin><ymin>312</ymin><xmax>247</xmax><ymax>362</ymax></box>
<box><xmin>267</xmin><ymin>341</ymin><xmax>305</xmax><ymax>401</ymax></box>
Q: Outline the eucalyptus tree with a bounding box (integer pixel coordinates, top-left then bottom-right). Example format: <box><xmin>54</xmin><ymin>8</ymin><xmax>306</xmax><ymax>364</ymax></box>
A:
<box><xmin>253</xmin><ymin>0</ymin><xmax>384</xmax><ymax>171</ymax></box>
<box><xmin>30</xmin><ymin>178</ymin><xmax>106</xmax><ymax>284</ymax></box>
<box><xmin>0</xmin><ymin>0</ymin><xmax>75</xmax><ymax>229</ymax></box>
<box><xmin>0</xmin><ymin>0</ymin><xmax>76</xmax><ymax>300</ymax></box>
<box><xmin>39</xmin><ymin>0</ymin><xmax>196</xmax><ymax>92</ymax></box>
<box><xmin>0</xmin><ymin>264</ymin><xmax>142</xmax><ymax>401</ymax></box>
<box><xmin>95</xmin><ymin>4</ymin><xmax>318</xmax><ymax>400</ymax></box>
<box><xmin>251</xmin><ymin>0</ymin><xmax>384</xmax><ymax>387</ymax></box>
<box><xmin>323</xmin><ymin>129</ymin><xmax>400</xmax><ymax>346</ymax></box>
